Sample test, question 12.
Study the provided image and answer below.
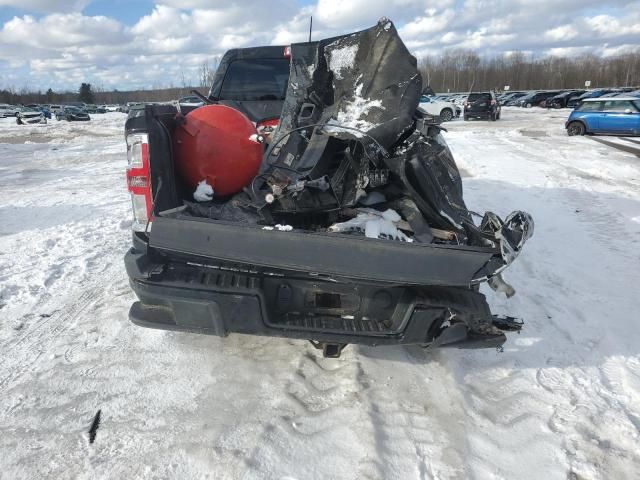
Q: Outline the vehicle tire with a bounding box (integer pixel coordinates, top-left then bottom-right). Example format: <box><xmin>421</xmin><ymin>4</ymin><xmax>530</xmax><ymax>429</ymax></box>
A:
<box><xmin>526</xmin><ymin>103</ymin><xmax>533</xmax><ymax>108</ymax></box>
<box><xmin>566</xmin><ymin>122</ymin><xmax>585</xmax><ymax>136</ymax></box>
<box><xmin>440</xmin><ymin>108</ymin><xmax>453</xmax><ymax>122</ymax></box>
<box><xmin>463</xmin><ymin>115</ymin><xmax>469</xmax><ymax>121</ymax></box>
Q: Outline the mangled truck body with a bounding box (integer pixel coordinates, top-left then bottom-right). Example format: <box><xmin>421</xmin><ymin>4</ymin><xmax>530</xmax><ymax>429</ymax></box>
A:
<box><xmin>124</xmin><ymin>19</ymin><xmax>533</xmax><ymax>357</ymax></box>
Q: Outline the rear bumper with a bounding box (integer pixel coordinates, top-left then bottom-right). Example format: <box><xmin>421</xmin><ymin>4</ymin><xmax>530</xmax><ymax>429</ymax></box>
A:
<box><xmin>125</xmin><ymin>246</ymin><xmax>509</xmax><ymax>349</ymax></box>
<box><xmin>464</xmin><ymin>111</ymin><xmax>492</xmax><ymax>118</ymax></box>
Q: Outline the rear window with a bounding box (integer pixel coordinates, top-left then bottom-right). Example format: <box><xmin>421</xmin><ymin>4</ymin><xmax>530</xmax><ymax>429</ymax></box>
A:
<box><xmin>468</xmin><ymin>93</ymin><xmax>491</xmax><ymax>102</ymax></box>
<box><xmin>219</xmin><ymin>58</ymin><xmax>290</xmax><ymax>101</ymax></box>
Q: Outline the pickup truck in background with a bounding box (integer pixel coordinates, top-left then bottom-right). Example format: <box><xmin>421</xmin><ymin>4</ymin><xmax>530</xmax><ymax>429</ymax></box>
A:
<box><xmin>124</xmin><ymin>20</ymin><xmax>532</xmax><ymax>357</ymax></box>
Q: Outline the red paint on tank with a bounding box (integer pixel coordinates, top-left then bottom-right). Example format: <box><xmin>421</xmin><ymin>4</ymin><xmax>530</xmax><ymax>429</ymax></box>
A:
<box><xmin>174</xmin><ymin>105</ymin><xmax>263</xmax><ymax>197</ymax></box>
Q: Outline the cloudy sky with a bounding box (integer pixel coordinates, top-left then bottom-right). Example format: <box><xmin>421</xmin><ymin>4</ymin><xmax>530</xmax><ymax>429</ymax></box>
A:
<box><xmin>0</xmin><ymin>0</ymin><xmax>638</xmax><ymax>91</ymax></box>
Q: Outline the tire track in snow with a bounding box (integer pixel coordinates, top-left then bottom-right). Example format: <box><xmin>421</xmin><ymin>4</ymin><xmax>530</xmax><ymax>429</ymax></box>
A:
<box><xmin>238</xmin><ymin>347</ymin><xmax>376</xmax><ymax>479</ymax></box>
<box><xmin>354</xmin><ymin>347</ymin><xmax>469</xmax><ymax>480</ymax></box>
<box><xmin>0</xmin><ymin>270</ymin><xmax>120</xmax><ymax>391</ymax></box>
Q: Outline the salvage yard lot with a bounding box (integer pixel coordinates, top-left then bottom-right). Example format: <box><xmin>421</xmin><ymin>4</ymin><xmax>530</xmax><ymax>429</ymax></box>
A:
<box><xmin>1</xmin><ymin>108</ymin><xmax>639</xmax><ymax>479</ymax></box>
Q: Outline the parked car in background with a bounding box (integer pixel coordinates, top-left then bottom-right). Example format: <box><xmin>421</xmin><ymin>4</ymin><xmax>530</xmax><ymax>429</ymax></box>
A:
<box><xmin>56</xmin><ymin>106</ymin><xmax>90</xmax><ymax>121</ymax></box>
<box><xmin>546</xmin><ymin>90</ymin><xmax>586</xmax><ymax>109</ymax></box>
<box><xmin>499</xmin><ymin>92</ymin><xmax>527</xmax><ymax>105</ymax></box>
<box><xmin>418</xmin><ymin>95</ymin><xmax>459</xmax><ymax>122</ymax></box>
<box><xmin>450</xmin><ymin>94</ymin><xmax>467</xmax><ymax>106</ymax></box>
<box><xmin>176</xmin><ymin>96</ymin><xmax>205</xmax><ymax>115</ymax></box>
<box><xmin>16</xmin><ymin>106</ymin><xmax>46</xmax><ymax>124</ymax></box>
<box><xmin>464</xmin><ymin>91</ymin><xmax>501</xmax><ymax>120</ymax></box>
<box><xmin>565</xmin><ymin>97</ymin><xmax>640</xmax><ymax>136</ymax></box>
<box><xmin>518</xmin><ymin>91</ymin><xmax>561</xmax><ymax>108</ymax></box>
<box><xmin>25</xmin><ymin>104</ymin><xmax>52</xmax><ymax>118</ymax></box>
<box><xmin>49</xmin><ymin>105</ymin><xmax>64</xmax><ymax>115</ymax></box>
<box><xmin>0</xmin><ymin>103</ymin><xmax>20</xmax><ymax>117</ymax></box>
<box><xmin>566</xmin><ymin>89</ymin><xmax>616</xmax><ymax>108</ymax></box>
<box><xmin>178</xmin><ymin>96</ymin><xmax>205</xmax><ymax>110</ymax></box>
<box><xmin>83</xmin><ymin>104</ymin><xmax>106</xmax><ymax>114</ymax></box>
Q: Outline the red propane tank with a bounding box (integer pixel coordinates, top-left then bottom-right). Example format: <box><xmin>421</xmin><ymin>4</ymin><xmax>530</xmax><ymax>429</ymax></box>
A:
<box><xmin>174</xmin><ymin>105</ymin><xmax>263</xmax><ymax>198</ymax></box>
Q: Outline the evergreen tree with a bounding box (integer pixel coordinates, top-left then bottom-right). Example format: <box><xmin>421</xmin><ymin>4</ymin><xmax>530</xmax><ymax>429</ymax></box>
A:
<box><xmin>78</xmin><ymin>83</ymin><xmax>94</xmax><ymax>104</ymax></box>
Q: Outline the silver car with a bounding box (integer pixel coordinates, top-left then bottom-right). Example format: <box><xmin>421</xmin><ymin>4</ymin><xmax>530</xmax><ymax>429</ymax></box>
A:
<box><xmin>16</xmin><ymin>107</ymin><xmax>46</xmax><ymax>125</ymax></box>
<box><xmin>0</xmin><ymin>103</ymin><xmax>20</xmax><ymax>118</ymax></box>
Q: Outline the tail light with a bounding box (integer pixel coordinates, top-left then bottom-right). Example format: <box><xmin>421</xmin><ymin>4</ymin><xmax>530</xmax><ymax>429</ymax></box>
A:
<box><xmin>283</xmin><ymin>46</ymin><xmax>291</xmax><ymax>58</ymax></box>
<box><xmin>257</xmin><ymin>118</ymin><xmax>279</xmax><ymax>143</ymax></box>
<box><xmin>126</xmin><ymin>133</ymin><xmax>152</xmax><ymax>232</ymax></box>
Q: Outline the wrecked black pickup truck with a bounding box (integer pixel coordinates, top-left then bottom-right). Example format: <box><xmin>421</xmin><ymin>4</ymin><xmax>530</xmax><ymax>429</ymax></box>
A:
<box><xmin>124</xmin><ymin>19</ymin><xmax>533</xmax><ymax>358</ymax></box>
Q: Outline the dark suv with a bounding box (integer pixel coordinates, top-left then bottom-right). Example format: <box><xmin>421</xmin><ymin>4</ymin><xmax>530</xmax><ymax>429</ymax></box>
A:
<box><xmin>518</xmin><ymin>91</ymin><xmax>560</xmax><ymax>108</ymax></box>
<box><xmin>464</xmin><ymin>91</ymin><xmax>501</xmax><ymax>121</ymax></box>
<box><xmin>547</xmin><ymin>90</ymin><xmax>586</xmax><ymax>109</ymax></box>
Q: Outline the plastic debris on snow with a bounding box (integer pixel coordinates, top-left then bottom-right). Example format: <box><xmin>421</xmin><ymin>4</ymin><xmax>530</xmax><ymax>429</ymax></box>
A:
<box><xmin>328</xmin><ymin>209</ymin><xmax>413</xmax><ymax>242</ymax></box>
<box><xmin>193</xmin><ymin>180</ymin><xmax>214</xmax><ymax>202</ymax></box>
<box><xmin>262</xmin><ymin>224</ymin><xmax>293</xmax><ymax>231</ymax></box>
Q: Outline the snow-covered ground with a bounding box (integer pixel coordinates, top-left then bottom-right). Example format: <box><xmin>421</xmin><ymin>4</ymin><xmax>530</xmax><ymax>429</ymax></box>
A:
<box><xmin>1</xmin><ymin>109</ymin><xmax>640</xmax><ymax>479</ymax></box>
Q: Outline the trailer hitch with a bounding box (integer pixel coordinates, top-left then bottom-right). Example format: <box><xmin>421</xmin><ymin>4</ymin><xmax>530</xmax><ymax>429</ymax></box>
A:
<box><xmin>309</xmin><ymin>341</ymin><xmax>348</xmax><ymax>358</ymax></box>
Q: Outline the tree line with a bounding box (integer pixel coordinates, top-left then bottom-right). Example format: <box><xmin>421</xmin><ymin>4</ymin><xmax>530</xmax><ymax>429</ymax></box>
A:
<box><xmin>0</xmin><ymin>60</ymin><xmax>219</xmax><ymax>106</ymax></box>
<box><xmin>2</xmin><ymin>52</ymin><xmax>639</xmax><ymax>105</ymax></box>
<box><xmin>419</xmin><ymin>49</ymin><xmax>640</xmax><ymax>93</ymax></box>
<box><xmin>0</xmin><ymin>83</ymin><xmax>201</xmax><ymax>106</ymax></box>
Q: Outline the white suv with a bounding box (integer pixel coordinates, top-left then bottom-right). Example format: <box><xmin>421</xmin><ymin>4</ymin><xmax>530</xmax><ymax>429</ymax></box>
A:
<box><xmin>417</xmin><ymin>96</ymin><xmax>459</xmax><ymax>122</ymax></box>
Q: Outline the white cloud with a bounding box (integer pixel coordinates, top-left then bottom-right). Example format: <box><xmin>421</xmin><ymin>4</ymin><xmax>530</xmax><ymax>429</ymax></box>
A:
<box><xmin>400</xmin><ymin>9</ymin><xmax>455</xmax><ymax>36</ymax></box>
<box><xmin>0</xmin><ymin>13</ymin><xmax>127</xmax><ymax>50</ymax></box>
<box><xmin>0</xmin><ymin>0</ymin><xmax>638</xmax><ymax>91</ymax></box>
<box><xmin>0</xmin><ymin>0</ymin><xmax>88</xmax><ymax>13</ymax></box>
<box><xmin>585</xmin><ymin>14</ymin><xmax>640</xmax><ymax>37</ymax></box>
<box><xmin>544</xmin><ymin>25</ymin><xmax>579</xmax><ymax>42</ymax></box>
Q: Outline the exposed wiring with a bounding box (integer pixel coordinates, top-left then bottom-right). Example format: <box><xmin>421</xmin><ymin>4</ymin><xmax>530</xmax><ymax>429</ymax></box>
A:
<box><xmin>145</xmin><ymin>176</ymin><xmax>163</xmax><ymax>234</ymax></box>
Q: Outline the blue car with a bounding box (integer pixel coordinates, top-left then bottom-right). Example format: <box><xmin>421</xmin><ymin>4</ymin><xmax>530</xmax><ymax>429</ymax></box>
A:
<box><xmin>565</xmin><ymin>97</ymin><xmax>640</xmax><ymax>136</ymax></box>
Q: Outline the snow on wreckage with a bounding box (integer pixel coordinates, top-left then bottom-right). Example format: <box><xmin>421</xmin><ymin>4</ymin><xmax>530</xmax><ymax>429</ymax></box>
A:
<box><xmin>124</xmin><ymin>19</ymin><xmax>533</xmax><ymax>357</ymax></box>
